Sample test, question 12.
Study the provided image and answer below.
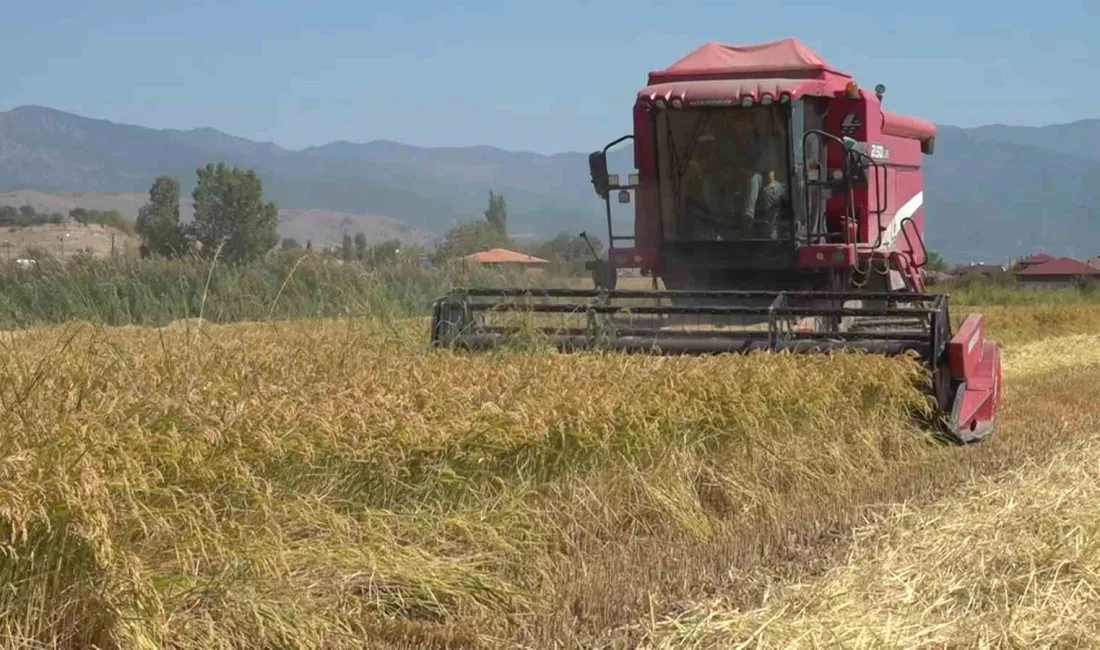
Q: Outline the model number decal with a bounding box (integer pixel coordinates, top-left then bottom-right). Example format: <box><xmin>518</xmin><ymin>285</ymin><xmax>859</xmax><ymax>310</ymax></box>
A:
<box><xmin>869</xmin><ymin>143</ymin><xmax>890</xmax><ymax>161</ymax></box>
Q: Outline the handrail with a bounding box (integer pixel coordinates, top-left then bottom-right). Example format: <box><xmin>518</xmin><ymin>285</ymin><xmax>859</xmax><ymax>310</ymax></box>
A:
<box><xmin>899</xmin><ymin>216</ymin><xmax>928</xmax><ymax>269</ymax></box>
<box><xmin>800</xmin><ymin>129</ymin><xmax>891</xmax><ymax>252</ymax></box>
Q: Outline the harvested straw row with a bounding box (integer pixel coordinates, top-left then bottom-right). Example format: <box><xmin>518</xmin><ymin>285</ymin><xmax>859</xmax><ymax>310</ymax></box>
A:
<box><xmin>0</xmin><ymin>318</ymin><xmax>939</xmax><ymax>648</ymax></box>
<box><xmin>637</xmin><ymin>344</ymin><xmax>1100</xmax><ymax>649</ymax></box>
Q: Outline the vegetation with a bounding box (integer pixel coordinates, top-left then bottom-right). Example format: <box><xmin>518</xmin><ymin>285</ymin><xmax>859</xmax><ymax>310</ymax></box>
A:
<box><xmin>68</xmin><ymin>208</ymin><xmax>135</xmax><ymax>235</ymax></box>
<box><xmin>190</xmin><ymin>163</ymin><xmax>280</xmax><ymax>263</ymax></box>
<box><xmin>0</xmin><ymin>204</ymin><xmax>65</xmax><ymax>227</ymax></box>
<box><xmin>435</xmin><ymin>220</ymin><xmax>511</xmax><ymax>259</ymax></box>
<box><xmin>1</xmin><ymin>246</ymin><xmax>1099</xmax><ymax>330</ymax></box>
<box><xmin>135</xmin><ymin>176</ymin><xmax>189</xmax><ymax>258</ymax></box>
<box><xmin>640</xmin><ymin>362</ymin><xmax>1100</xmax><ymax>648</ymax></box>
<box><xmin>924</xmin><ymin>249</ymin><xmax>949</xmax><ymax>273</ymax></box>
<box><xmin>484</xmin><ymin>190</ymin><xmax>507</xmax><ymax>235</ymax></box>
<box><xmin>0</xmin><ymin>204</ymin><xmax>134</xmax><ymax>235</ymax></box>
<box><xmin>527</xmin><ymin>231</ymin><xmax>604</xmax><ymax>274</ymax></box>
<box><xmin>0</xmin><ymin>253</ymin><xmax>539</xmax><ymax>328</ymax></box>
<box><xmin>0</xmin><ymin>318</ymin><xmax>933</xmax><ymax>647</ymax></box>
<box><xmin>939</xmin><ymin>273</ymin><xmax>1100</xmax><ymax>306</ymax></box>
<box><xmin>0</xmin><ymin>303</ymin><xmax>1098</xmax><ymax>647</ymax></box>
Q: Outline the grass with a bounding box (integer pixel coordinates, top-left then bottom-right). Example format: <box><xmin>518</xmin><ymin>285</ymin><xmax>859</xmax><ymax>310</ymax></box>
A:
<box><xmin>934</xmin><ymin>275</ymin><xmax>1100</xmax><ymax>306</ymax></box>
<box><xmin>963</xmin><ymin>303</ymin><xmax>1100</xmax><ymax>346</ymax></box>
<box><xmin>5</xmin><ymin>252</ymin><xmax>1100</xmax><ymax>331</ymax></box>
<box><xmin>0</xmin><ymin>253</ymin><xmax>545</xmax><ymax>328</ymax></box>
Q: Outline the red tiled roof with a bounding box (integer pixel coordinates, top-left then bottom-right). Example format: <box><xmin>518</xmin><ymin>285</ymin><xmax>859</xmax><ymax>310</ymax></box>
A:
<box><xmin>1018</xmin><ymin>253</ymin><xmax>1053</xmax><ymax>265</ymax></box>
<box><xmin>1016</xmin><ymin>257</ymin><xmax>1100</xmax><ymax>277</ymax></box>
<box><xmin>464</xmin><ymin>248</ymin><xmax>549</xmax><ymax>264</ymax></box>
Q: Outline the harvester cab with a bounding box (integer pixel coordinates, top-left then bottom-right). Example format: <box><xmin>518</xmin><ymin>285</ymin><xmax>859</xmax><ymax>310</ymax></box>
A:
<box><xmin>430</xmin><ymin>38</ymin><xmax>1003</xmax><ymax>444</ymax></box>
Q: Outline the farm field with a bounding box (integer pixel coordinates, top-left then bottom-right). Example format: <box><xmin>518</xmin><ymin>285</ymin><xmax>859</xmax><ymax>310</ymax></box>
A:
<box><xmin>0</xmin><ymin>224</ymin><xmax>138</xmax><ymax>261</ymax></box>
<box><xmin>1</xmin><ymin>302</ymin><xmax>1099</xmax><ymax>648</ymax></box>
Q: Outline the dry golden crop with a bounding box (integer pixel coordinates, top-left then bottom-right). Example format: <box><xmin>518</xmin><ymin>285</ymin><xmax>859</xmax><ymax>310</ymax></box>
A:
<box><xmin>2</xmin><ymin>303</ymin><xmax>1099</xmax><ymax>649</ymax></box>
<box><xmin>0</xmin><ymin>317</ymin><xmax>946</xmax><ymax>648</ymax></box>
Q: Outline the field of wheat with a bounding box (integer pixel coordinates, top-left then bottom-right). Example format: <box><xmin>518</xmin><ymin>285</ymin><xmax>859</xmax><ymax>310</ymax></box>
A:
<box><xmin>1</xmin><ymin>303</ymin><xmax>1099</xmax><ymax>648</ymax></box>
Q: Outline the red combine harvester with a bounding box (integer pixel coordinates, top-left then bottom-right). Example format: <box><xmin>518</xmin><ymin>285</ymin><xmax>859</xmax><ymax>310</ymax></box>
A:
<box><xmin>431</xmin><ymin>39</ymin><xmax>1003</xmax><ymax>443</ymax></box>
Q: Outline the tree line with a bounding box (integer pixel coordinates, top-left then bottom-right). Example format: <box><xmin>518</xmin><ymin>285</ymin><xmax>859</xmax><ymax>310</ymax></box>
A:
<box><xmin>13</xmin><ymin>162</ymin><xmax>601</xmax><ymax>272</ymax></box>
<box><xmin>0</xmin><ymin>204</ymin><xmax>134</xmax><ymax>234</ymax></box>
<box><xmin>277</xmin><ymin>190</ymin><xmax>603</xmax><ymax>273</ymax></box>
<box><xmin>433</xmin><ymin>190</ymin><xmax>604</xmax><ymax>271</ymax></box>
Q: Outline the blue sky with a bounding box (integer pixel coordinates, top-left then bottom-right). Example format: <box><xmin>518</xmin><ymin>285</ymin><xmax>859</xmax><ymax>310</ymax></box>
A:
<box><xmin>2</xmin><ymin>0</ymin><xmax>1095</xmax><ymax>153</ymax></box>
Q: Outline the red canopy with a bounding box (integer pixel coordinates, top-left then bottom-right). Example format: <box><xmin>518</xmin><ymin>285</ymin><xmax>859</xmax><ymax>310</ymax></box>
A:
<box><xmin>648</xmin><ymin>38</ymin><xmax>851</xmax><ymax>83</ymax></box>
<box><xmin>637</xmin><ymin>38</ymin><xmax>936</xmax><ymax>145</ymax></box>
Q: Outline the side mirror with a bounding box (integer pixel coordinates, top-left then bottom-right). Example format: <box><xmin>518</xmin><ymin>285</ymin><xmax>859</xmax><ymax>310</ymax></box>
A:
<box><xmin>589</xmin><ymin>151</ymin><xmax>610</xmax><ymax>198</ymax></box>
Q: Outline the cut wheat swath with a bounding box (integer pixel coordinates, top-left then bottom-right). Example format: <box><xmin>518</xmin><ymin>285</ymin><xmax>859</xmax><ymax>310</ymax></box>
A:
<box><xmin>635</xmin><ymin>343</ymin><xmax>1100</xmax><ymax>649</ymax></box>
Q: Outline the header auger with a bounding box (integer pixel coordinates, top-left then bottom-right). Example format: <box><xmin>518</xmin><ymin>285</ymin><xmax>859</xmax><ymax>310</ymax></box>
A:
<box><xmin>430</xmin><ymin>38</ymin><xmax>1003</xmax><ymax>444</ymax></box>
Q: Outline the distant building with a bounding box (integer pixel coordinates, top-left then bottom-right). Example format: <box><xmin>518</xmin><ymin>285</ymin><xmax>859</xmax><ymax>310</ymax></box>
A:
<box><xmin>463</xmin><ymin>248</ymin><xmax>549</xmax><ymax>272</ymax></box>
<box><xmin>952</xmin><ymin>262</ymin><xmax>1009</xmax><ymax>277</ymax></box>
<box><xmin>1015</xmin><ymin>257</ymin><xmax>1100</xmax><ymax>290</ymax></box>
<box><xmin>1015</xmin><ymin>253</ymin><xmax>1053</xmax><ymax>269</ymax></box>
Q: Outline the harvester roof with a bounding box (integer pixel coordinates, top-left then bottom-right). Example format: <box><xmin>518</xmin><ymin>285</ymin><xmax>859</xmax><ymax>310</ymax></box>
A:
<box><xmin>640</xmin><ymin>38</ymin><xmax>854</xmax><ymax>106</ymax></box>
<box><xmin>638</xmin><ymin>37</ymin><xmax>936</xmax><ymax>145</ymax></box>
<box><xmin>648</xmin><ymin>38</ymin><xmax>851</xmax><ymax>83</ymax></box>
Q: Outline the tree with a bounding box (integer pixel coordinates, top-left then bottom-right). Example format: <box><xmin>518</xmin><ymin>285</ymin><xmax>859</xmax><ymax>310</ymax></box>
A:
<box><xmin>925</xmin><ymin>250</ymin><xmax>950</xmax><ymax>273</ymax></box>
<box><xmin>280</xmin><ymin>238</ymin><xmax>302</xmax><ymax>250</ymax></box>
<box><xmin>189</xmin><ymin>163</ymin><xmax>279</xmax><ymax>264</ymax></box>
<box><xmin>136</xmin><ymin>176</ymin><xmax>190</xmax><ymax>258</ymax></box>
<box><xmin>354</xmin><ymin>232</ymin><xmax>368</xmax><ymax>261</ymax></box>
<box><xmin>69</xmin><ymin>208</ymin><xmax>89</xmax><ymax>226</ymax></box>
<box><xmin>0</xmin><ymin>206</ymin><xmax>17</xmax><ymax>226</ymax></box>
<box><xmin>306</xmin><ymin>239</ymin><xmax>312</xmax><ymax>251</ymax></box>
<box><xmin>436</xmin><ymin>220</ymin><xmax>511</xmax><ymax>260</ymax></box>
<box><xmin>484</xmin><ymin>191</ymin><xmax>507</xmax><ymax>235</ymax></box>
<box><xmin>78</xmin><ymin>209</ymin><xmax>134</xmax><ymax>235</ymax></box>
<box><xmin>341</xmin><ymin>233</ymin><xmax>354</xmax><ymax>262</ymax></box>
<box><xmin>532</xmin><ymin>232</ymin><xmax>603</xmax><ymax>266</ymax></box>
<box><xmin>362</xmin><ymin>238</ymin><xmax>402</xmax><ymax>268</ymax></box>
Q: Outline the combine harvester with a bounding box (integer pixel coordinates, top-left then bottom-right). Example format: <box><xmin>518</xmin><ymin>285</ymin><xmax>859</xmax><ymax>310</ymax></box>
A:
<box><xmin>431</xmin><ymin>39</ymin><xmax>1002</xmax><ymax>443</ymax></box>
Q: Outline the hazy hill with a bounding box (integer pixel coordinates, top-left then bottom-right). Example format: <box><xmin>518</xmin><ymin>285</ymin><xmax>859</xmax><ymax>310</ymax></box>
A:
<box><xmin>0</xmin><ymin>106</ymin><xmax>596</xmax><ymax>239</ymax></box>
<box><xmin>1</xmin><ymin>104</ymin><xmax>1098</xmax><ymax>261</ymax></box>
<box><xmin>922</xmin><ymin>127</ymin><xmax>1100</xmax><ymax>260</ymax></box>
<box><xmin>0</xmin><ymin>190</ymin><xmax>438</xmax><ymax>250</ymax></box>
<box><xmin>964</xmin><ymin>119</ymin><xmax>1100</xmax><ymax>163</ymax></box>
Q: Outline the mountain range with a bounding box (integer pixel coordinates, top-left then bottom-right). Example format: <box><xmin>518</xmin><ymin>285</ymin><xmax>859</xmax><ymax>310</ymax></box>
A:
<box><xmin>1</xmin><ymin>104</ymin><xmax>1098</xmax><ymax>261</ymax></box>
